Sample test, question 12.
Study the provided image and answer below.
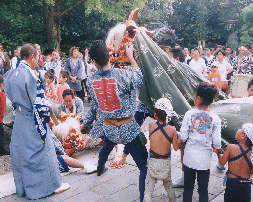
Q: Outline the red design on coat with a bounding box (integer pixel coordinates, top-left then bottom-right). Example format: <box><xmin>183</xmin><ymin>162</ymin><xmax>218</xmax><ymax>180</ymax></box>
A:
<box><xmin>92</xmin><ymin>78</ymin><xmax>121</xmax><ymax>112</ymax></box>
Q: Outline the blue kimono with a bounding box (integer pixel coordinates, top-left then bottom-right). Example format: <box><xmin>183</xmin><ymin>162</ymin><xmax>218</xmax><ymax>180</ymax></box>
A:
<box><xmin>4</xmin><ymin>60</ymin><xmax>62</xmax><ymax>200</ymax></box>
<box><xmin>65</xmin><ymin>58</ymin><xmax>82</xmax><ymax>91</ymax></box>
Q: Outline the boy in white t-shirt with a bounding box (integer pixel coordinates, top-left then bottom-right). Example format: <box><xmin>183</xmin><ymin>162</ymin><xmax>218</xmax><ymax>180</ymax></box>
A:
<box><xmin>178</xmin><ymin>82</ymin><xmax>221</xmax><ymax>202</ymax></box>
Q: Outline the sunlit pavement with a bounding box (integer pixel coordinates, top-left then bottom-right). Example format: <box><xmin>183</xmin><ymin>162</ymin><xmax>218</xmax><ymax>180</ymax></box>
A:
<box><xmin>0</xmin><ymin>101</ymin><xmax>246</xmax><ymax>202</ymax></box>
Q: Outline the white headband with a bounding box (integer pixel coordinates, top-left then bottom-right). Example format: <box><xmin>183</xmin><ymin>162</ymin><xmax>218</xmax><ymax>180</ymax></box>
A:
<box><xmin>154</xmin><ymin>98</ymin><xmax>178</xmax><ymax>123</ymax></box>
<box><xmin>242</xmin><ymin>123</ymin><xmax>253</xmax><ymax>162</ymax></box>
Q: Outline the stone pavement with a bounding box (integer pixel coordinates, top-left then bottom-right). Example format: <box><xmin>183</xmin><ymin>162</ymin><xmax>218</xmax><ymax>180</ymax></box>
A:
<box><xmin>0</xmin><ymin>101</ymin><xmax>246</xmax><ymax>202</ymax></box>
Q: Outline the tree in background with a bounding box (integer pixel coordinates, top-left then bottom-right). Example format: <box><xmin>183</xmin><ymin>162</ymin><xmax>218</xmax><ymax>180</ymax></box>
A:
<box><xmin>240</xmin><ymin>3</ymin><xmax>253</xmax><ymax>46</ymax></box>
<box><xmin>39</xmin><ymin>0</ymin><xmax>146</xmax><ymax>51</ymax></box>
<box><xmin>167</xmin><ymin>0</ymin><xmax>248</xmax><ymax>48</ymax></box>
<box><xmin>0</xmin><ymin>1</ymin><xmax>45</xmax><ymax>53</ymax></box>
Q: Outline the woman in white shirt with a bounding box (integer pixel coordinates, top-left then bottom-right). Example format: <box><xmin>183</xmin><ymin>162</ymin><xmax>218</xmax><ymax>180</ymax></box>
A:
<box><xmin>215</xmin><ymin>50</ymin><xmax>233</xmax><ymax>94</ymax></box>
<box><xmin>189</xmin><ymin>48</ymin><xmax>207</xmax><ymax>76</ymax></box>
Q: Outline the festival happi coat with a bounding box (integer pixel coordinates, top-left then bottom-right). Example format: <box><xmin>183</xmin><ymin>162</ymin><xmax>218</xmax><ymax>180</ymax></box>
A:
<box><xmin>3</xmin><ymin>8</ymin><xmax>253</xmax><ymax>150</ymax></box>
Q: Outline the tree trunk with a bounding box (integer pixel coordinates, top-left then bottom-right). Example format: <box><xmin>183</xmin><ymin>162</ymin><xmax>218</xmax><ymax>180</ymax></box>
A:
<box><xmin>43</xmin><ymin>3</ymin><xmax>57</xmax><ymax>50</ymax></box>
<box><xmin>55</xmin><ymin>18</ymin><xmax>61</xmax><ymax>52</ymax></box>
<box><xmin>43</xmin><ymin>0</ymin><xmax>84</xmax><ymax>51</ymax></box>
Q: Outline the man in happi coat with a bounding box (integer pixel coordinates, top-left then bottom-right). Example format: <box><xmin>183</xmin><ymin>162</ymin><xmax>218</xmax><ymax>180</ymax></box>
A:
<box><xmin>4</xmin><ymin>44</ymin><xmax>69</xmax><ymax>200</ymax></box>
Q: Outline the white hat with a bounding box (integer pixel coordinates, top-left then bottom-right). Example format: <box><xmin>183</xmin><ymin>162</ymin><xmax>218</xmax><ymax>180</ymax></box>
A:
<box><xmin>211</xmin><ymin>61</ymin><xmax>219</xmax><ymax>67</ymax></box>
<box><xmin>242</xmin><ymin>123</ymin><xmax>253</xmax><ymax>162</ymax></box>
<box><xmin>154</xmin><ymin>98</ymin><xmax>178</xmax><ymax>123</ymax></box>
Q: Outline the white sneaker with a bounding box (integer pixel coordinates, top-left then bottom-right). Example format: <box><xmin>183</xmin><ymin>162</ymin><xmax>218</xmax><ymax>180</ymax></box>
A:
<box><xmin>173</xmin><ymin>173</ymin><xmax>184</xmax><ymax>188</ymax></box>
<box><xmin>84</xmin><ymin>162</ymin><xmax>97</xmax><ymax>174</ymax></box>
<box><xmin>217</xmin><ymin>162</ymin><xmax>226</xmax><ymax>170</ymax></box>
<box><xmin>54</xmin><ymin>183</ymin><xmax>70</xmax><ymax>194</ymax></box>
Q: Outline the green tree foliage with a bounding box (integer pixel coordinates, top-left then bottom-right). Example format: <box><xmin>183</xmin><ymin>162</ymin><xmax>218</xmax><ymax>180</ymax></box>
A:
<box><xmin>0</xmin><ymin>1</ymin><xmax>45</xmax><ymax>53</ymax></box>
<box><xmin>60</xmin><ymin>3</ymin><xmax>117</xmax><ymax>53</ymax></box>
<box><xmin>167</xmin><ymin>0</ymin><xmax>248</xmax><ymax>48</ymax></box>
<box><xmin>240</xmin><ymin>3</ymin><xmax>253</xmax><ymax>46</ymax></box>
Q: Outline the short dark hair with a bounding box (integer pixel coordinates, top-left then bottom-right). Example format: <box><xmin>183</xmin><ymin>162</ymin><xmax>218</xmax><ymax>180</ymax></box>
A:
<box><xmin>170</xmin><ymin>48</ymin><xmax>185</xmax><ymax>62</ymax></box>
<box><xmin>89</xmin><ymin>40</ymin><xmax>109</xmax><ymax>67</ymax></box>
<box><xmin>215</xmin><ymin>45</ymin><xmax>223</xmax><ymax>50</ymax></box>
<box><xmin>195</xmin><ymin>82</ymin><xmax>218</xmax><ymax>106</ymax></box>
<box><xmin>245</xmin><ymin>45</ymin><xmax>252</xmax><ymax>50</ymax></box>
<box><xmin>193</xmin><ymin>48</ymin><xmax>200</xmax><ymax>54</ymax></box>
<box><xmin>248</xmin><ymin>79</ymin><xmax>253</xmax><ymax>89</ymax></box>
<box><xmin>45</xmin><ymin>70</ymin><xmax>55</xmax><ymax>80</ymax></box>
<box><xmin>60</xmin><ymin>70</ymin><xmax>69</xmax><ymax>81</ymax></box>
<box><xmin>154</xmin><ymin>108</ymin><xmax>166</xmax><ymax>123</ymax></box>
<box><xmin>215</xmin><ymin>50</ymin><xmax>225</xmax><ymax>57</ymax></box>
<box><xmin>225</xmin><ymin>46</ymin><xmax>232</xmax><ymax>50</ymax></box>
<box><xmin>0</xmin><ymin>75</ymin><xmax>3</xmax><ymax>84</ymax></box>
<box><xmin>231</xmin><ymin>50</ymin><xmax>236</xmax><ymax>55</ymax></box>
<box><xmin>21</xmin><ymin>43</ymin><xmax>37</xmax><ymax>60</ymax></box>
<box><xmin>62</xmin><ymin>89</ymin><xmax>74</xmax><ymax>99</ymax></box>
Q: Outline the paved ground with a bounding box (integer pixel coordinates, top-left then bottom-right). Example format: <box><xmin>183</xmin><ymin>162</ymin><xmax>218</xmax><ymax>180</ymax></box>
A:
<box><xmin>0</xmin><ymin>100</ymin><xmax>244</xmax><ymax>202</ymax></box>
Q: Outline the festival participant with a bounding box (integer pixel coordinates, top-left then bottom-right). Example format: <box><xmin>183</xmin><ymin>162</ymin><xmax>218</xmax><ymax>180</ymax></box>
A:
<box><xmin>45</xmin><ymin>69</ymin><xmax>57</xmax><ymax>100</ymax></box>
<box><xmin>61</xmin><ymin>89</ymin><xmax>84</xmax><ymax>117</ymax></box>
<box><xmin>144</xmin><ymin>98</ymin><xmax>179</xmax><ymax>202</ymax></box>
<box><xmin>65</xmin><ymin>46</ymin><xmax>83</xmax><ymax>99</ymax></box>
<box><xmin>213</xmin><ymin>123</ymin><xmax>253</xmax><ymax>202</ymax></box>
<box><xmin>224</xmin><ymin>46</ymin><xmax>233</xmax><ymax>65</ymax></box>
<box><xmin>51</xmin><ymin>49</ymin><xmax>62</xmax><ymax>78</ymax></box>
<box><xmin>241</xmin><ymin>45</ymin><xmax>253</xmax><ymax>75</ymax></box>
<box><xmin>82</xmin><ymin>40</ymin><xmax>148</xmax><ymax>201</ymax></box>
<box><xmin>0</xmin><ymin>75</ymin><xmax>9</xmax><ymax>156</ymax></box>
<box><xmin>247</xmin><ymin>79</ymin><xmax>253</xmax><ymax>97</ymax></box>
<box><xmin>43</xmin><ymin>54</ymin><xmax>52</xmax><ymax>71</ymax></box>
<box><xmin>56</xmin><ymin>70</ymin><xmax>70</xmax><ymax>104</ymax></box>
<box><xmin>189</xmin><ymin>48</ymin><xmax>207</xmax><ymax>76</ymax></box>
<box><xmin>233</xmin><ymin>46</ymin><xmax>247</xmax><ymax>73</ymax></box>
<box><xmin>215</xmin><ymin>50</ymin><xmax>233</xmax><ymax>95</ymax></box>
<box><xmin>183</xmin><ymin>48</ymin><xmax>191</xmax><ymax>64</ymax></box>
<box><xmin>179</xmin><ymin>82</ymin><xmax>221</xmax><ymax>202</ymax></box>
<box><xmin>170</xmin><ymin>47</ymin><xmax>185</xmax><ymax>63</ymax></box>
<box><xmin>205</xmin><ymin>47</ymin><xmax>214</xmax><ymax>65</ymax></box>
<box><xmin>34</xmin><ymin>43</ymin><xmax>44</xmax><ymax>70</ymax></box>
<box><xmin>0</xmin><ymin>45</ymin><xmax>10</xmax><ymax>74</ymax></box>
<box><xmin>11</xmin><ymin>46</ymin><xmax>22</xmax><ymax>69</ymax></box>
<box><xmin>4</xmin><ymin>43</ymin><xmax>69</xmax><ymax>200</ymax></box>
<box><xmin>231</xmin><ymin>50</ymin><xmax>237</xmax><ymax>58</ymax></box>
<box><xmin>209</xmin><ymin>62</ymin><xmax>221</xmax><ymax>89</ymax></box>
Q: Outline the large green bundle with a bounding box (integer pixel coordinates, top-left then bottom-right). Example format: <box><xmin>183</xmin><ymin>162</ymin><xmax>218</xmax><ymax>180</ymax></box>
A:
<box><xmin>135</xmin><ymin>30</ymin><xmax>252</xmax><ymax>150</ymax></box>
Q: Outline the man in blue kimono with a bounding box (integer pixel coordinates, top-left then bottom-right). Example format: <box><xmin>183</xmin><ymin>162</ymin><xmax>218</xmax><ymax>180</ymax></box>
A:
<box><xmin>82</xmin><ymin>40</ymin><xmax>148</xmax><ymax>202</ymax></box>
<box><xmin>4</xmin><ymin>43</ymin><xmax>69</xmax><ymax>200</ymax></box>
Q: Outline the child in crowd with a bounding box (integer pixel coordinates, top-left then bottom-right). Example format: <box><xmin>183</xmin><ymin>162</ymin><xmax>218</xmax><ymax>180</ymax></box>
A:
<box><xmin>45</xmin><ymin>70</ymin><xmax>57</xmax><ymax>100</ymax></box>
<box><xmin>213</xmin><ymin>123</ymin><xmax>253</xmax><ymax>202</ymax></box>
<box><xmin>179</xmin><ymin>82</ymin><xmax>221</xmax><ymax>202</ymax></box>
<box><xmin>44</xmin><ymin>54</ymin><xmax>52</xmax><ymax>71</ymax></box>
<box><xmin>56</xmin><ymin>70</ymin><xmax>70</xmax><ymax>104</ymax></box>
<box><xmin>144</xmin><ymin>98</ymin><xmax>179</xmax><ymax>202</ymax></box>
<box><xmin>0</xmin><ymin>76</ymin><xmax>9</xmax><ymax>156</ymax></box>
<box><xmin>209</xmin><ymin>61</ymin><xmax>221</xmax><ymax>89</ymax></box>
<box><xmin>247</xmin><ymin>79</ymin><xmax>253</xmax><ymax>97</ymax></box>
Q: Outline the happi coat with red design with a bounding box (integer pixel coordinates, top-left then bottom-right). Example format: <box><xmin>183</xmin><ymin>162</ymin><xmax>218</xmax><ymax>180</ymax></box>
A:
<box><xmin>82</xmin><ymin>68</ymin><xmax>142</xmax><ymax>144</ymax></box>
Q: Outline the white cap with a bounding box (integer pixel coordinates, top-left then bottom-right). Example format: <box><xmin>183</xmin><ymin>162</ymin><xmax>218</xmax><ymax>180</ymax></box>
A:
<box><xmin>242</xmin><ymin>123</ymin><xmax>253</xmax><ymax>162</ymax></box>
<box><xmin>154</xmin><ymin>98</ymin><xmax>178</xmax><ymax>123</ymax></box>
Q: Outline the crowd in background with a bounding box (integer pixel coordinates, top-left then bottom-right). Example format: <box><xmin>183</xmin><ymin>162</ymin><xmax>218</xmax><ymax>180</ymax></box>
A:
<box><xmin>166</xmin><ymin>43</ymin><xmax>253</xmax><ymax>95</ymax></box>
